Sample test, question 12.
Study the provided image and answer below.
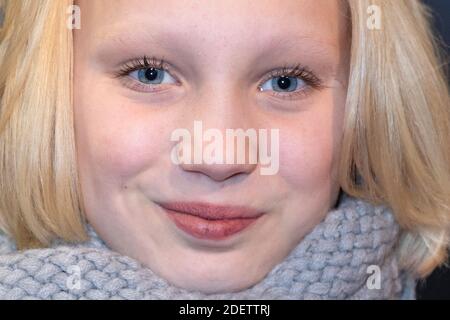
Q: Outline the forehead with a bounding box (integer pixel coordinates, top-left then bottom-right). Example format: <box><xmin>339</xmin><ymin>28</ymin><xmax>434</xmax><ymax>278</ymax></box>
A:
<box><xmin>76</xmin><ymin>0</ymin><xmax>348</xmax><ymax>50</ymax></box>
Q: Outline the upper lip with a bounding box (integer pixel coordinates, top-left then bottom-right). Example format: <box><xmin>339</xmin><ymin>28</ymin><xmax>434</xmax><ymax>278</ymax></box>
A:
<box><xmin>157</xmin><ymin>202</ymin><xmax>264</xmax><ymax>220</ymax></box>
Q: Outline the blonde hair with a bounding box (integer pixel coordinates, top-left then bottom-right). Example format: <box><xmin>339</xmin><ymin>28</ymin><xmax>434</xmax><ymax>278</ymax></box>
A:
<box><xmin>0</xmin><ymin>0</ymin><xmax>449</xmax><ymax>278</ymax></box>
<box><xmin>0</xmin><ymin>0</ymin><xmax>87</xmax><ymax>247</ymax></box>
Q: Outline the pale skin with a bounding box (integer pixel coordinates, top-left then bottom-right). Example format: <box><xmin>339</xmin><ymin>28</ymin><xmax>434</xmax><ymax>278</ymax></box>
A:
<box><xmin>73</xmin><ymin>0</ymin><xmax>350</xmax><ymax>293</ymax></box>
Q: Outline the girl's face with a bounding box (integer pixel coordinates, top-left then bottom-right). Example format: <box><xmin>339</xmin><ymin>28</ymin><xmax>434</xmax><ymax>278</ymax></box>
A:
<box><xmin>74</xmin><ymin>0</ymin><xmax>349</xmax><ymax>293</ymax></box>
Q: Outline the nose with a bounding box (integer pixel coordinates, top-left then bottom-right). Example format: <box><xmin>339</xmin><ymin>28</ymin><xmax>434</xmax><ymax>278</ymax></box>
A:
<box><xmin>177</xmin><ymin>122</ymin><xmax>259</xmax><ymax>181</ymax></box>
<box><xmin>176</xmin><ymin>88</ymin><xmax>259</xmax><ymax>182</ymax></box>
<box><xmin>181</xmin><ymin>159</ymin><xmax>257</xmax><ymax>182</ymax></box>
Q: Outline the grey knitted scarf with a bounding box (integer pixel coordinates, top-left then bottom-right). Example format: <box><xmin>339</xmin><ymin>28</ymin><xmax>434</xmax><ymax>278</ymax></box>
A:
<box><xmin>0</xmin><ymin>192</ymin><xmax>416</xmax><ymax>299</ymax></box>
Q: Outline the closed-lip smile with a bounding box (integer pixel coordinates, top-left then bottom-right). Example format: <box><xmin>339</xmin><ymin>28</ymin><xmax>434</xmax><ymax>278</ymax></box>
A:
<box><xmin>157</xmin><ymin>201</ymin><xmax>264</xmax><ymax>240</ymax></box>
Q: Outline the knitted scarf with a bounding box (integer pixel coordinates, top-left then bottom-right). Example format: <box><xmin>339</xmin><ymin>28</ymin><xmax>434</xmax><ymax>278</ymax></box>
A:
<box><xmin>0</xmin><ymin>192</ymin><xmax>416</xmax><ymax>299</ymax></box>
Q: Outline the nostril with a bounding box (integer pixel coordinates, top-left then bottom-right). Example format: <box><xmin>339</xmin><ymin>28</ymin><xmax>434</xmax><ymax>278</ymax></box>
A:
<box><xmin>180</xmin><ymin>162</ymin><xmax>257</xmax><ymax>182</ymax></box>
<box><xmin>210</xmin><ymin>170</ymin><xmax>246</xmax><ymax>183</ymax></box>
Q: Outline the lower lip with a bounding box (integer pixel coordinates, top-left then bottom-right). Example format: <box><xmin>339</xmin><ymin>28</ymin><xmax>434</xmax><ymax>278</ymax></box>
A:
<box><xmin>163</xmin><ymin>209</ymin><xmax>260</xmax><ymax>240</ymax></box>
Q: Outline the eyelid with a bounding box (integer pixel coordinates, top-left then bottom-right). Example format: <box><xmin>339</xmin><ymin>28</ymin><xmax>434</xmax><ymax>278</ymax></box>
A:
<box><xmin>117</xmin><ymin>76</ymin><xmax>174</xmax><ymax>93</ymax></box>
<box><xmin>257</xmin><ymin>64</ymin><xmax>323</xmax><ymax>88</ymax></box>
<box><xmin>113</xmin><ymin>57</ymin><xmax>325</xmax><ymax>100</ymax></box>
<box><xmin>113</xmin><ymin>55</ymin><xmax>179</xmax><ymax>82</ymax></box>
<box><xmin>113</xmin><ymin>56</ymin><xmax>184</xmax><ymax>94</ymax></box>
<box><xmin>256</xmin><ymin>64</ymin><xmax>325</xmax><ymax>101</ymax></box>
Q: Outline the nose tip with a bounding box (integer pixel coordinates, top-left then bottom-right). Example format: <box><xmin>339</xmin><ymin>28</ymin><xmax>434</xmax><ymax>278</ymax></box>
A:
<box><xmin>180</xmin><ymin>162</ymin><xmax>257</xmax><ymax>182</ymax></box>
<box><xmin>173</xmin><ymin>120</ymin><xmax>259</xmax><ymax>181</ymax></box>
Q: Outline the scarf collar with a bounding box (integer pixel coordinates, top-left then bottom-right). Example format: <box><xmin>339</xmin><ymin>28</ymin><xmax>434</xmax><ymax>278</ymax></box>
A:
<box><xmin>0</xmin><ymin>192</ymin><xmax>416</xmax><ymax>299</ymax></box>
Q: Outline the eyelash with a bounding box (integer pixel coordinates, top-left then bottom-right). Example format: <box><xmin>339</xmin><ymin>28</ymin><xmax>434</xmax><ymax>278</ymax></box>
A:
<box><xmin>114</xmin><ymin>56</ymin><xmax>169</xmax><ymax>78</ymax></box>
<box><xmin>113</xmin><ymin>55</ymin><xmax>324</xmax><ymax>100</ymax></box>
<box><xmin>257</xmin><ymin>64</ymin><xmax>324</xmax><ymax>100</ymax></box>
<box><xmin>113</xmin><ymin>55</ymin><xmax>177</xmax><ymax>92</ymax></box>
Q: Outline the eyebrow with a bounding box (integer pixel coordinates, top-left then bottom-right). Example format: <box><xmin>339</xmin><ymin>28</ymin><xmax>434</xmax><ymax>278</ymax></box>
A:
<box><xmin>92</xmin><ymin>23</ymin><xmax>340</xmax><ymax>75</ymax></box>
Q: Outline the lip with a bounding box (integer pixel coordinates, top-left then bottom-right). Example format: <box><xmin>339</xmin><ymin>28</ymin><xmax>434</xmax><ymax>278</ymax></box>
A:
<box><xmin>157</xmin><ymin>202</ymin><xmax>264</xmax><ymax>240</ymax></box>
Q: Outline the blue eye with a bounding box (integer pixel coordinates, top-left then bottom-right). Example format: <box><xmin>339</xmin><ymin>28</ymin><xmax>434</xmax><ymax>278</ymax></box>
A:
<box><xmin>260</xmin><ymin>76</ymin><xmax>306</xmax><ymax>93</ymax></box>
<box><xmin>129</xmin><ymin>67</ymin><xmax>176</xmax><ymax>85</ymax></box>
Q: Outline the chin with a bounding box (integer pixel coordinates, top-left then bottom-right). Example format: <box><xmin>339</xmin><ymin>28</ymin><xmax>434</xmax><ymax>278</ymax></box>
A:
<box><xmin>158</xmin><ymin>260</ymin><xmax>268</xmax><ymax>294</ymax></box>
<box><xmin>174</xmin><ymin>272</ymin><xmax>264</xmax><ymax>294</ymax></box>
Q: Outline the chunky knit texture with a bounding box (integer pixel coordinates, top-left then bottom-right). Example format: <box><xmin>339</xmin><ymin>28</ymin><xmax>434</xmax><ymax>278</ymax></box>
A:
<box><xmin>0</xmin><ymin>193</ymin><xmax>416</xmax><ymax>299</ymax></box>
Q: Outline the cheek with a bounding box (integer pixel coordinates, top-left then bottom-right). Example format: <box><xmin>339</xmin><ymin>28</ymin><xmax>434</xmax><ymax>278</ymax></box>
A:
<box><xmin>74</xmin><ymin>94</ymin><xmax>169</xmax><ymax>185</ymax></box>
<box><xmin>89</xmin><ymin>124</ymin><xmax>159</xmax><ymax>180</ymax></box>
<box><xmin>277</xmin><ymin>105</ymin><xmax>343</xmax><ymax>191</ymax></box>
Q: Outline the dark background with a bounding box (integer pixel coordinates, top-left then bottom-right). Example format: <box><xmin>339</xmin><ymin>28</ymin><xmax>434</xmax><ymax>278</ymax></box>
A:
<box><xmin>424</xmin><ymin>0</ymin><xmax>450</xmax><ymax>52</ymax></box>
<box><xmin>415</xmin><ymin>0</ymin><xmax>450</xmax><ymax>300</ymax></box>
